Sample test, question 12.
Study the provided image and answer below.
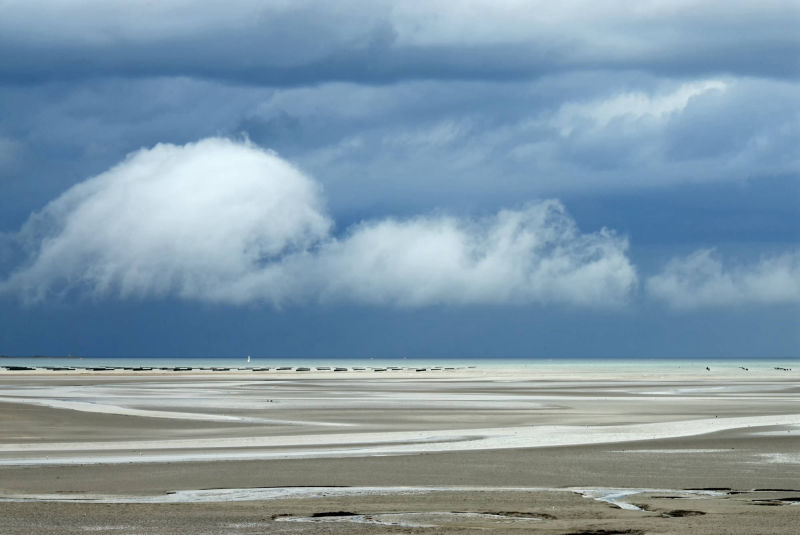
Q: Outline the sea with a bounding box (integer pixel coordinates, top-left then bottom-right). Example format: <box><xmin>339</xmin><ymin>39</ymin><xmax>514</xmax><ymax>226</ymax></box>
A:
<box><xmin>0</xmin><ymin>355</ymin><xmax>796</xmax><ymax>372</ymax></box>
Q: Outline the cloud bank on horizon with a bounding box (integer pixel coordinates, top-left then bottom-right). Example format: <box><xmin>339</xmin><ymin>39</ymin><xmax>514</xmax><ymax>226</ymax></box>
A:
<box><xmin>2</xmin><ymin>139</ymin><xmax>637</xmax><ymax>307</ymax></box>
<box><xmin>3</xmin><ymin>138</ymin><xmax>797</xmax><ymax>309</ymax></box>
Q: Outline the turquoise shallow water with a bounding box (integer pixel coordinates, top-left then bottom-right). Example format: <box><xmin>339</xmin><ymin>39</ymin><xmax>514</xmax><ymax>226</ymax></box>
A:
<box><xmin>1</xmin><ymin>356</ymin><xmax>797</xmax><ymax>371</ymax></box>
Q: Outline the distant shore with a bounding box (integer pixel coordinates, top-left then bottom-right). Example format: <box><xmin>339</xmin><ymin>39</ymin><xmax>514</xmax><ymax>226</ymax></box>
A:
<box><xmin>1</xmin><ymin>361</ymin><xmax>795</xmax><ymax>381</ymax></box>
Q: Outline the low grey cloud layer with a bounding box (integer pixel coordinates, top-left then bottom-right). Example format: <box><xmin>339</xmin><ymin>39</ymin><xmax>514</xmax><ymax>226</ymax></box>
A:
<box><xmin>2</xmin><ymin>138</ymin><xmax>637</xmax><ymax>307</ymax></box>
<box><xmin>5</xmin><ymin>73</ymin><xmax>795</xmax><ymax>231</ymax></box>
<box><xmin>647</xmin><ymin>249</ymin><xmax>800</xmax><ymax>308</ymax></box>
<box><xmin>2</xmin><ymin>1</ymin><xmax>798</xmax><ymax>84</ymax></box>
<box><xmin>271</xmin><ymin>77</ymin><xmax>799</xmax><ymax>203</ymax></box>
<box><xmin>1</xmin><ymin>1</ymin><xmax>797</xmax><ymax>229</ymax></box>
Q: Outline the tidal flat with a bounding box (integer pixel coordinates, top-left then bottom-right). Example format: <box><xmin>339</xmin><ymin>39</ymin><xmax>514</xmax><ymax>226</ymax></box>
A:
<box><xmin>0</xmin><ymin>365</ymin><xmax>798</xmax><ymax>534</ymax></box>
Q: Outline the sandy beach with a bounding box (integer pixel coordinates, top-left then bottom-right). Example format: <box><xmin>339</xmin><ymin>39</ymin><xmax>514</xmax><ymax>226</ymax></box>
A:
<box><xmin>1</xmin><ymin>365</ymin><xmax>798</xmax><ymax>533</ymax></box>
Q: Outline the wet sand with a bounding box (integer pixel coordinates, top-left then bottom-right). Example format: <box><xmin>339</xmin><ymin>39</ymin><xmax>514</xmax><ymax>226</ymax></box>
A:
<box><xmin>0</xmin><ymin>366</ymin><xmax>798</xmax><ymax>533</ymax></box>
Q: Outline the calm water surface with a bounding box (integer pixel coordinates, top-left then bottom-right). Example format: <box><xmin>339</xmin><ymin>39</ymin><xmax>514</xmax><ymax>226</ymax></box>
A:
<box><xmin>1</xmin><ymin>356</ymin><xmax>796</xmax><ymax>371</ymax></box>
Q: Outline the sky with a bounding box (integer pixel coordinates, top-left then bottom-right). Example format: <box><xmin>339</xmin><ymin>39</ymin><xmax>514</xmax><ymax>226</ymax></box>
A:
<box><xmin>0</xmin><ymin>0</ymin><xmax>798</xmax><ymax>358</ymax></box>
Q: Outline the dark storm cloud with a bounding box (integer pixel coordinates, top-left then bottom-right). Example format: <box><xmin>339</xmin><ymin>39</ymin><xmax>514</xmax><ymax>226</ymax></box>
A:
<box><xmin>1</xmin><ymin>1</ymin><xmax>798</xmax><ymax>86</ymax></box>
<box><xmin>1</xmin><ymin>1</ymin><xmax>796</xmax><ymax>223</ymax></box>
<box><xmin>1</xmin><ymin>75</ymin><xmax>797</xmax><ymax>233</ymax></box>
<box><xmin>231</xmin><ymin>77</ymin><xmax>799</xmax><ymax>216</ymax></box>
<box><xmin>1</xmin><ymin>38</ymin><xmax>571</xmax><ymax>86</ymax></box>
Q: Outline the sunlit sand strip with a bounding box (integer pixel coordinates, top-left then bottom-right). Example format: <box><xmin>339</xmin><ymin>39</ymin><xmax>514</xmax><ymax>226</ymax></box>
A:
<box><xmin>569</xmin><ymin>488</ymin><xmax>729</xmax><ymax>510</ymax></box>
<box><xmin>0</xmin><ymin>397</ymin><xmax>251</xmax><ymax>422</ymax></box>
<box><xmin>0</xmin><ymin>486</ymin><xmax>727</xmax><ymax>510</ymax></box>
<box><xmin>5</xmin><ymin>390</ymin><xmax>799</xmax><ymax>410</ymax></box>
<box><xmin>757</xmin><ymin>453</ymin><xmax>800</xmax><ymax>464</ymax></box>
<box><xmin>608</xmin><ymin>449</ymin><xmax>733</xmax><ymax>454</ymax></box>
<box><xmin>0</xmin><ymin>413</ymin><xmax>798</xmax><ymax>466</ymax></box>
<box><xmin>275</xmin><ymin>511</ymin><xmax>543</xmax><ymax>528</ymax></box>
<box><xmin>0</xmin><ymin>396</ymin><xmax>353</xmax><ymax>426</ymax></box>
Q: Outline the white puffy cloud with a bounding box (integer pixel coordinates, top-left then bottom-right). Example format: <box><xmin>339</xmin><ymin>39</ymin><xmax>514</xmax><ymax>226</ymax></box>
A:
<box><xmin>647</xmin><ymin>249</ymin><xmax>800</xmax><ymax>308</ymax></box>
<box><xmin>311</xmin><ymin>202</ymin><xmax>636</xmax><ymax>307</ymax></box>
<box><xmin>2</xmin><ymin>138</ymin><xmax>637</xmax><ymax>307</ymax></box>
<box><xmin>5</xmin><ymin>138</ymin><xmax>332</xmax><ymax>302</ymax></box>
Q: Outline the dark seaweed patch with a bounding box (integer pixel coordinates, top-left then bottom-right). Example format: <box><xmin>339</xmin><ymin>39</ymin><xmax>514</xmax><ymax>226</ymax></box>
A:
<box><xmin>661</xmin><ymin>510</ymin><xmax>706</xmax><ymax>517</ymax></box>
<box><xmin>753</xmin><ymin>497</ymin><xmax>800</xmax><ymax>506</ymax></box>
<box><xmin>563</xmin><ymin>530</ymin><xmax>645</xmax><ymax>535</ymax></box>
<box><xmin>473</xmin><ymin>511</ymin><xmax>557</xmax><ymax>520</ymax></box>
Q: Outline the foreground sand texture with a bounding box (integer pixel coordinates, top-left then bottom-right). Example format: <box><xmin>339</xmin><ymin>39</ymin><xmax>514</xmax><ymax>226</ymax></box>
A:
<box><xmin>1</xmin><ymin>365</ymin><xmax>798</xmax><ymax>533</ymax></box>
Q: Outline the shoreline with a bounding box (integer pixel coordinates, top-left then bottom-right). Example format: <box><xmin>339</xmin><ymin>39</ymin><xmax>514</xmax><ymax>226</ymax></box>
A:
<box><xmin>1</xmin><ymin>364</ymin><xmax>797</xmax><ymax>381</ymax></box>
